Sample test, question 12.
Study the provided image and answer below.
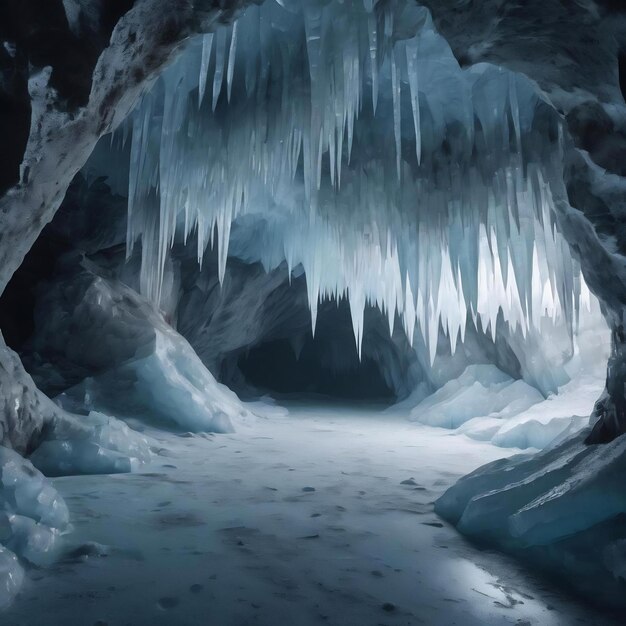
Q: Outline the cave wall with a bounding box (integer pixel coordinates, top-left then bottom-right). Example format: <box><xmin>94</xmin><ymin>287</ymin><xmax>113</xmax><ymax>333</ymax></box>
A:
<box><xmin>0</xmin><ymin>0</ymin><xmax>251</xmax><ymax>449</ymax></box>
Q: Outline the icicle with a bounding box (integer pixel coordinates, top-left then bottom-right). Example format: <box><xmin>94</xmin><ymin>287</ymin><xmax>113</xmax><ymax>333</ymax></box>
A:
<box><xmin>405</xmin><ymin>37</ymin><xmax>421</xmax><ymax>165</ymax></box>
<box><xmin>212</xmin><ymin>28</ymin><xmax>227</xmax><ymax>111</ymax></box>
<box><xmin>509</xmin><ymin>73</ymin><xmax>522</xmax><ymax>154</ymax></box>
<box><xmin>198</xmin><ymin>33</ymin><xmax>214</xmax><ymax>107</ymax></box>
<box><xmin>368</xmin><ymin>13</ymin><xmax>378</xmax><ymax>114</ymax></box>
<box><xmin>227</xmin><ymin>22</ymin><xmax>238</xmax><ymax>102</ymax></box>
<box><xmin>123</xmin><ymin>0</ymin><xmax>594</xmax><ymax>382</ymax></box>
<box><xmin>391</xmin><ymin>46</ymin><xmax>401</xmax><ymax>180</ymax></box>
<box><xmin>348</xmin><ymin>287</ymin><xmax>366</xmax><ymax>360</ymax></box>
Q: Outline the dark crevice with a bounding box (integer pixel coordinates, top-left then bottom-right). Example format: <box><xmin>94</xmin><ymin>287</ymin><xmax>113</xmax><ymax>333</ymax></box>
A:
<box><xmin>238</xmin><ymin>337</ymin><xmax>395</xmax><ymax>401</ymax></box>
<box><xmin>0</xmin><ymin>226</ymin><xmax>71</xmax><ymax>351</ymax></box>
<box><xmin>235</xmin><ymin>299</ymin><xmax>398</xmax><ymax>402</ymax></box>
<box><xmin>0</xmin><ymin>172</ymin><xmax>127</xmax><ymax>351</ymax></box>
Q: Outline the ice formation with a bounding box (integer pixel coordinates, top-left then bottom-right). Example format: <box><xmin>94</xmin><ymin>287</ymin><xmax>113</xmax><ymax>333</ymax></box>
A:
<box><xmin>29</xmin><ymin>411</ymin><xmax>151</xmax><ymax>477</ymax></box>
<box><xmin>121</xmin><ymin>0</ymin><xmax>597</xmax><ymax>376</ymax></box>
<box><xmin>63</xmin><ymin>326</ymin><xmax>250</xmax><ymax>433</ymax></box>
<box><xmin>27</xmin><ymin>262</ymin><xmax>251</xmax><ymax>433</ymax></box>
<box><xmin>409</xmin><ymin>364</ymin><xmax>545</xmax><ymax>430</ymax></box>
<box><xmin>408</xmin><ymin>362</ymin><xmax>607</xmax><ymax>450</ymax></box>
<box><xmin>406</xmin><ymin>299</ymin><xmax>610</xmax><ymax>449</ymax></box>
<box><xmin>0</xmin><ymin>446</ymin><xmax>70</xmax><ymax>608</ymax></box>
<box><xmin>435</xmin><ymin>427</ymin><xmax>626</xmax><ymax>609</ymax></box>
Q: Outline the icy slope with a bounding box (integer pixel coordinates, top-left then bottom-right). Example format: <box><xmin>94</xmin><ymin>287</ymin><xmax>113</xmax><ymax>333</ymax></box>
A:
<box><xmin>408</xmin><ymin>365</ymin><xmax>544</xmax><ymax>430</ymax></box>
<box><xmin>406</xmin><ymin>309</ymin><xmax>609</xmax><ymax>450</ymax></box>
<box><xmin>60</xmin><ymin>327</ymin><xmax>249</xmax><ymax>433</ymax></box>
<box><xmin>26</xmin><ymin>261</ymin><xmax>251</xmax><ymax>433</ymax></box>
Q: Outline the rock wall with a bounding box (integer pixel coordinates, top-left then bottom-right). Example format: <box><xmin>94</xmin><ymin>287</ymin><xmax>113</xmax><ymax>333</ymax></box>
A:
<box><xmin>0</xmin><ymin>0</ymin><xmax>249</xmax><ymax>449</ymax></box>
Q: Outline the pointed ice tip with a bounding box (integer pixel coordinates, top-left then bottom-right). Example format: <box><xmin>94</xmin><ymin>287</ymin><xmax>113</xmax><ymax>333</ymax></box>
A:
<box><xmin>227</xmin><ymin>22</ymin><xmax>238</xmax><ymax>103</ymax></box>
<box><xmin>198</xmin><ymin>33</ymin><xmax>214</xmax><ymax>108</ymax></box>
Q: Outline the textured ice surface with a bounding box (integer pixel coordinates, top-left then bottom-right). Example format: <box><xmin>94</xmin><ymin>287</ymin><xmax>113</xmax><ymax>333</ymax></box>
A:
<box><xmin>0</xmin><ymin>448</ymin><xmax>68</xmax><ymax>530</ymax></box>
<box><xmin>121</xmin><ymin>328</ymin><xmax>248</xmax><ymax>432</ymax></box>
<box><xmin>409</xmin><ymin>363</ymin><xmax>606</xmax><ymax>450</ymax></box>
<box><xmin>62</xmin><ymin>325</ymin><xmax>250</xmax><ymax>433</ymax></box>
<box><xmin>409</xmin><ymin>365</ymin><xmax>544</xmax><ymax>430</ymax></box>
<box><xmin>29</xmin><ymin>411</ymin><xmax>151</xmax><ymax>477</ymax></box>
<box><xmin>405</xmin><ymin>307</ymin><xmax>609</xmax><ymax>449</ymax></box>
<box><xmin>0</xmin><ymin>546</ymin><xmax>23</xmax><ymax>611</ymax></box>
<box><xmin>0</xmin><ymin>445</ymin><xmax>70</xmax><ymax>608</ymax></box>
<box><xmin>448</xmin><ymin>365</ymin><xmax>607</xmax><ymax>450</ymax></box>
<box><xmin>436</xmin><ymin>430</ymin><xmax>626</xmax><ymax>609</ymax></box>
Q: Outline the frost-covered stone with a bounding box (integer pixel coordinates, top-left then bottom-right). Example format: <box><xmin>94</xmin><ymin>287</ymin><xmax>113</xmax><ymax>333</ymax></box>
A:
<box><xmin>0</xmin><ymin>335</ymin><xmax>52</xmax><ymax>454</ymax></box>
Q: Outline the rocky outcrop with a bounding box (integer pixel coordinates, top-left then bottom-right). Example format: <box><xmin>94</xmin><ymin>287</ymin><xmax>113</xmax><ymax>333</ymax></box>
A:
<box><xmin>0</xmin><ymin>333</ymin><xmax>55</xmax><ymax>453</ymax></box>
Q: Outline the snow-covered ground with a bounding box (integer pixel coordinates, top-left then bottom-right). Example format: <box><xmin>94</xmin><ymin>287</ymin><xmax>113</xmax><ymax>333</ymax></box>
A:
<box><xmin>4</xmin><ymin>404</ymin><xmax>617</xmax><ymax>625</ymax></box>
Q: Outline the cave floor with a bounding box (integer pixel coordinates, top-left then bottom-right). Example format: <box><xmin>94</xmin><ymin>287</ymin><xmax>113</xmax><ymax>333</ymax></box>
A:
<box><xmin>5</xmin><ymin>403</ymin><xmax>618</xmax><ymax>626</ymax></box>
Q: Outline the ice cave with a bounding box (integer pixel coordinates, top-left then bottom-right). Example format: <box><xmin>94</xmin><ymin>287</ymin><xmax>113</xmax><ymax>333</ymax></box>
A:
<box><xmin>0</xmin><ymin>0</ymin><xmax>625</xmax><ymax>624</ymax></box>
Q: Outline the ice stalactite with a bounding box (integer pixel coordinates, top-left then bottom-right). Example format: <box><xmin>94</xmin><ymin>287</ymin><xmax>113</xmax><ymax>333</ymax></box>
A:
<box><xmin>120</xmin><ymin>0</ymin><xmax>598</xmax><ymax>373</ymax></box>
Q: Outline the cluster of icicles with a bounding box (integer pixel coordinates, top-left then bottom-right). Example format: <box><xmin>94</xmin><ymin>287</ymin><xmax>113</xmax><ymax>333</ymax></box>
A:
<box><xmin>124</xmin><ymin>0</ymin><xmax>593</xmax><ymax>363</ymax></box>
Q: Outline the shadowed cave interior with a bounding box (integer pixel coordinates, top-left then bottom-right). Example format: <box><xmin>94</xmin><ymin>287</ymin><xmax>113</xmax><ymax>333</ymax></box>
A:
<box><xmin>1</xmin><ymin>1</ymin><xmax>626</xmax><ymax>625</ymax></box>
